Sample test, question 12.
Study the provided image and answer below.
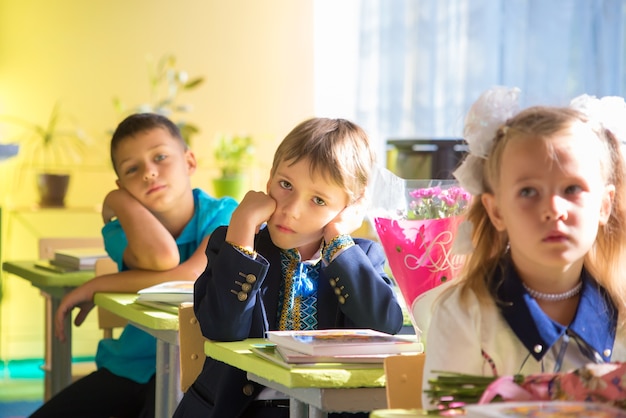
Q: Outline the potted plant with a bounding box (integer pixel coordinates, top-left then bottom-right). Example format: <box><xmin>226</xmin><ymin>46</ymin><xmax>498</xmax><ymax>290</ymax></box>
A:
<box><xmin>212</xmin><ymin>134</ymin><xmax>255</xmax><ymax>201</ymax></box>
<box><xmin>1</xmin><ymin>102</ymin><xmax>90</xmax><ymax>207</ymax></box>
<box><xmin>113</xmin><ymin>54</ymin><xmax>204</xmax><ymax>145</ymax></box>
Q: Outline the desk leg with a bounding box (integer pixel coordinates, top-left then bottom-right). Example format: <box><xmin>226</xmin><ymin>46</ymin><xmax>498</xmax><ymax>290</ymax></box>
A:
<box><xmin>308</xmin><ymin>405</ymin><xmax>327</xmax><ymax>418</ymax></box>
<box><xmin>155</xmin><ymin>339</ymin><xmax>182</xmax><ymax>418</ymax></box>
<box><xmin>43</xmin><ymin>291</ymin><xmax>72</xmax><ymax>400</ymax></box>
<box><xmin>289</xmin><ymin>398</ymin><xmax>308</xmax><ymax>418</ymax></box>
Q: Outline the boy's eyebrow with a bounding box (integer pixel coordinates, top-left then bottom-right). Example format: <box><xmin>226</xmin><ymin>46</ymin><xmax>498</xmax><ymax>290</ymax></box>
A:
<box><xmin>116</xmin><ymin>143</ymin><xmax>170</xmax><ymax>166</ymax></box>
<box><xmin>277</xmin><ymin>170</ymin><xmax>336</xmax><ymax>202</ymax></box>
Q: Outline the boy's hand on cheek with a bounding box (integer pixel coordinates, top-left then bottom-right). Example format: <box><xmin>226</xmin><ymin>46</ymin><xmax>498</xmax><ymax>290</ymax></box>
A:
<box><xmin>101</xmin><ymin>189</ymin><xmax>140</xmax><ymax>223</ymax></box>
<box><xmin>227</xmin><ymin>191</ymin><xmax>277</xmax><ymax>246</ymax></box>
<box><xmin>324</xmin><ymin>198</ymin><xmax>367</xmax><ymax>241</ymax></box>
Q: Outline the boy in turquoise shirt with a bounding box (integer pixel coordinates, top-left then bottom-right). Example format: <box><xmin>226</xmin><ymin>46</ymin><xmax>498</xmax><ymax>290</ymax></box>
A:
<box><xmin>30</xmin><ymin>113</ymin><xmax>238</xmax><ymax>418</ymax></box>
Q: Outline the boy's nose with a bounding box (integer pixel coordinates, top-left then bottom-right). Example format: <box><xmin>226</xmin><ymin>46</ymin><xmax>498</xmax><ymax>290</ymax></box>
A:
<box><xmin>143</xmin><ymin>168</ymin><xmax>157</xmax><ymax>181</ymax></box>
<box><xmin>282</xmin><ymin>198</ymin><xmax>301</xmax><ymax>219</ymax></box>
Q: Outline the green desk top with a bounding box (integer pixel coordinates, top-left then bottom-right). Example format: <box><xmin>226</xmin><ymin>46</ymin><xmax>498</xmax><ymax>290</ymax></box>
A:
<box><xmin>2</xmin><ymin>260</ymin><xmax>95</xmax><ymax>288</ymax></box>
<box><xmin>205</xmin><ymin>339</ymin><xmax>386</xmax><ymax>389</ymax></box>
<box><xmin>94</xmin><ymin>292</ymin><xmax>179</xmax><ymax>331</ymax></box>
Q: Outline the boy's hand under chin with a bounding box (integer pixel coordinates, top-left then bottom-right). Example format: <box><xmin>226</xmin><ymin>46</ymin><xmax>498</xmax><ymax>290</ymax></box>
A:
<box><xmin>226</xmin><ymin>191</ymin><xmax>277</xmax><ymax>247</ymax></box>
<box><xmin>324</xmin><ymin>195</ymin><xmax>368</xmax><ymax>242</ymax></box>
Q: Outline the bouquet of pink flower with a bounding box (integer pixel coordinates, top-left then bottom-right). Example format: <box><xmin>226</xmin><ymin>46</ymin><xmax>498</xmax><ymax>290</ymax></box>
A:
<box><xmin>367</xmin><ymin>167</ymin><xmax>471</xmax><ymax>335</ymax></box>
<box><xmin>426</xmin><ymin>363</ymin><xmax>626</xmax><ymax>414</ymax></box>
<box><xmin>408</xmin><ymin>185</ymin><xmax>470</xmax><ymax>221</ymax></box>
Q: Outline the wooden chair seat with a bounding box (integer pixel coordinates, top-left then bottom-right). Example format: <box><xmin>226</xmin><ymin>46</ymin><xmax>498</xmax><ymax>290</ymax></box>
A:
<box><xmin>383</xmin><ymin>353</ymin><xmax>425</xmax><ymax>409</ymax></box>
<box><xmin>178</xmin><ymin>303</ymin><xmax>206</xmax><ymax>392</ymax></box>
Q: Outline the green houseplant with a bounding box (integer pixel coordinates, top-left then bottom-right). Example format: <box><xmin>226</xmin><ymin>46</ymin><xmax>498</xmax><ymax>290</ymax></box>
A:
<box><xmin>212</xmin><ymin>134</ymin><xmax>254</xmax><ymax>201</ymax></box>
<box><xmin>1</xmin><ymin>102</ymin><xmax>90</xmax><ymax>207</ymax></box>
<box><xmin>113</xmin><ymin>54</ymin><xmax>204</xmax><ymax>145</ymax></box>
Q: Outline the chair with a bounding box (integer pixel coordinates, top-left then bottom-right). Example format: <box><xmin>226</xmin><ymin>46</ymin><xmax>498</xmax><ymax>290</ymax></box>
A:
<box><xmin>178</xmin><ymin>303</ymin><xmax>206</xmax><ymax>392</ymax></box>
<box><xmin>383</xmin><ymin>353</ymin><xmax>425</xmax><ymax>409</ymax></box>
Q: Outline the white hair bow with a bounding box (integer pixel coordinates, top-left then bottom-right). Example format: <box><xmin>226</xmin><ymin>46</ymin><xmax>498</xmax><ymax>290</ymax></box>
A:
<box><xmin>569</xmin><ymin>94</ymin><xmax>626</xmax><ymax>145</ymax></box>
<box><xmin>453</xmin><ymin>87</ymin><xmax>521</xmax><ymax>196</ymax></box>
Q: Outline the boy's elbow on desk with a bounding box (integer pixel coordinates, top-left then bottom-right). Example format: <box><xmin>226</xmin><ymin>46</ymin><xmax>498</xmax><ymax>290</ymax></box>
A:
<box><xmin>125</xmin><ymin>250</ymin><xmax>180</xmax><ymax>271</ymax></box>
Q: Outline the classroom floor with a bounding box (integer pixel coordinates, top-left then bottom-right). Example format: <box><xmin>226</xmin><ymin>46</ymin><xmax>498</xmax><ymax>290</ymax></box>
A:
<box><xmin>0</xmin><ymin>360</ymin><xmax>44</xmax><ymax>418</ymax></box>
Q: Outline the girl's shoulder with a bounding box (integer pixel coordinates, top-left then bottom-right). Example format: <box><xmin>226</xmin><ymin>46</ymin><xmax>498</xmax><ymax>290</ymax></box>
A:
<box><xmin>430</xmin><ymin>280</ymin><xmax>500</xmax><ymax>324</ymax></box>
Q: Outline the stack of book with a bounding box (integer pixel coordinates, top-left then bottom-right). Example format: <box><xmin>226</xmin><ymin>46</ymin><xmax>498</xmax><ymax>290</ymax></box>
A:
<box><xmin>134</xmin><ymin>281</ymin><xmax>195</xmax><ymax>313</ymax></box>
<box><xmin>36</xmin><ymin>247</ymin><xmax>109</xmax><ymax>273</ymax></box>
<box><xmin>251</xmin><ymin>329</ymin><xmax>423</xmax><ymax>369</ymax></box>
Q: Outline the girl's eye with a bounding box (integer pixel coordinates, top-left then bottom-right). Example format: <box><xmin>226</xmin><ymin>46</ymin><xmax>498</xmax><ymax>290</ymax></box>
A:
<box><xmin>519</xmin><ymin>187</ymin><xmax>537</xmax><ymax>198</ymax></box>
<box><xmin>155</xmin><ymin>154</ymin><xmax>166</xmax><ymax>162</ymax></box>
<box><xmin>313</xmin><ymin>196</ymin><xmax>326</xmax><ymax>206</ymax></box>
<box><xmin>279</xmin><ymin>180</ymin><xmax>292</xmax><ymax>190</ymax></box>
<box><xmin>565</xmin><ymin>185</ymin><xmax>582</xmax><ymax>194</ymax></box>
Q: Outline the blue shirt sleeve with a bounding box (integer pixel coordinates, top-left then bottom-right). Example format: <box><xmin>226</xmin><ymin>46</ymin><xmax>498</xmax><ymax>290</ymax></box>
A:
<box><xmin>101</xmin><ymin>220</ymin><xmax>127</xmax><ymax>270</ymax></box>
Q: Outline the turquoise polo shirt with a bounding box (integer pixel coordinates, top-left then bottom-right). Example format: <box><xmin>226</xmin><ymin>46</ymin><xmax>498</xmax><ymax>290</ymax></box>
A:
<box><xmin>95</xmin><ymin>188</ymin><xmax>238</xmax><ymax>383</ymax></box>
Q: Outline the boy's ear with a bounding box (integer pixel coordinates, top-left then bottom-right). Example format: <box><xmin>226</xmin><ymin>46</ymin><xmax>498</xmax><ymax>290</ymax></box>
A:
<box><xmin>115</xmin><ymin>179</ymin><xmax>121</xmax><ymax>189</ymax></box>
<box><xmin>185</xmin><ymin>150</ymin><xmax>197</xmax><ymax>175</ymax></box>
<box><xmin>481</xmin><ymin>192</ymin><xmax>506</xmax><ymax>232</ymax></box>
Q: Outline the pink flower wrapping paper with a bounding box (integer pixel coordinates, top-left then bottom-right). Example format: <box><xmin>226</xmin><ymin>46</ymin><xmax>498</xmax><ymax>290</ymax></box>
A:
<box><xmin>367</xmin><ymin>167</ymin><xmax>469</xmax><ymax>329</ymax></box>
<box><xmin>373</xmin><ymin>215</ymin><xmax>464</xmax><ymax>309</ymax></box>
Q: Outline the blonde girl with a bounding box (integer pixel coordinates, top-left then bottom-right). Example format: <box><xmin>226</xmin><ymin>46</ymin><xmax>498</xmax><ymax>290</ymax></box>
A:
<box><xmin>423</xmin><ymin>87</ymin><xmax>626</xmax><ymax>404</ymax></box>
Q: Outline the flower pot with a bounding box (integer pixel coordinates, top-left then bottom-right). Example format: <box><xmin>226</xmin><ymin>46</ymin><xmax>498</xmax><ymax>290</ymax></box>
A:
<box><xmin>212</xmin><ymin>175</ymin><xmax>247</xmax><ymax>202</ymax></box>
<box><xmin>37</xmin><ymin>173</ymin><xmax>70</xmax><ymax>208</ymax></box>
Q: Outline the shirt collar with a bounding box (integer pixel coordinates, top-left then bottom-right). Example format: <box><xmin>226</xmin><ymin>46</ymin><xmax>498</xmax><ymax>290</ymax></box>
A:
<box><xmin>282</xmin><ymin>246</ymin><xmax>322</xmax><ymax>265</ymax></box>
<box><xmin>494</xmin><ymin>258</ymin><xmax>616</xmax><ymax>362</ymax></box>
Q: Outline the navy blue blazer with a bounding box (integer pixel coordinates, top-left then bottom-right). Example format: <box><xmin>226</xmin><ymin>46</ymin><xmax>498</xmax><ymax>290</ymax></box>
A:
<box><xmin>174</xmin><ymin>225</ymin><xmax>403</xmax><ymax>417</ymax></box>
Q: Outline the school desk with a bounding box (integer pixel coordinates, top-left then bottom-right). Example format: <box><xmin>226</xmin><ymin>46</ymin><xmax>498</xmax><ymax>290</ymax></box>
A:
<box><xmin>93</xmin><ymin>292</ymin><xmax>181</xmax><ymax>418</ymax></box>
<box><xmin>0</xmin><ymin>260</ymin><xmax>95</xmax><ymax>398</ymax></box>
<box><xmin>204</xmin><ymin>339</ymin><xmax>388</xmax><ymax>418</ymax></box>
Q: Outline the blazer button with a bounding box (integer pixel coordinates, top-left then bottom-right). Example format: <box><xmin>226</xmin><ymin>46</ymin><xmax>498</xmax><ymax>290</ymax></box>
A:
<box><xmin>533</xmin><ymin>344</ymin><xmax>542</xmax><ymax>353</ymax></box>
<box><xmin>241</xmin><ymin>283</ymin><xmax>252</xmax><ymax>292</ymax></box>
<box><xmin>338</xmin><ymin>295</ymin><xmax>345</xmax><ymax>304</ymax></box>
<box><xmin>245</xmin><ymin>274</ymin><xmax>257</xmax><ymax>284</ymax></box>
<box><xmin>329</xmin><ymin>278</ymin><xmax>336</xmax><ymax>287</ymax></box>
<box><xmin>242</xmin><ymin>383</ymin><xmax>254</xmax><ymax>396</ymax></box>
<box><xmin>238</xmin><ymin>291</ymin><xmax>248</xmax><ymax>301</ymax></box>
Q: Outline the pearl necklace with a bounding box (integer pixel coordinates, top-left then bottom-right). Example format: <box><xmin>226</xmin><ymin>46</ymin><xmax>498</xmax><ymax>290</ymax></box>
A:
<box><xmin>522</xmin><ymin>281</ymin><xmax>583</xmax><ymax>302</ymax></box>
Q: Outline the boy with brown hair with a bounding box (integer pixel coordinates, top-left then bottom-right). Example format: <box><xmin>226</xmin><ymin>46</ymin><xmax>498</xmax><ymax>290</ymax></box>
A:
<box><xmin>174</xmin><ymin>117</ymin><xmax>404</xmax><ymax>418</ymax></box>
<box><xmin>30</xmin><ymin>113</ymin><xmax>238</xmax><ymax>418</ymax></box>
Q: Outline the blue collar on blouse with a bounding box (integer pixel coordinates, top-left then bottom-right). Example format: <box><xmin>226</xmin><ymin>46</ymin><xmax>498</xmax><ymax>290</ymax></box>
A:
<box><xmin>494</xmin><ymin>258</ymin><xmax>617</xmax><ymax>362</ymax></box>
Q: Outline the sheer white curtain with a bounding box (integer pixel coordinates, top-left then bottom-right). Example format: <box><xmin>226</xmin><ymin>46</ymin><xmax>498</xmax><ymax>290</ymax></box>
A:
<box><xmin>355</xmin><ymin>0</ymin><xmax>626</xmax><ymax>144</ymax></box>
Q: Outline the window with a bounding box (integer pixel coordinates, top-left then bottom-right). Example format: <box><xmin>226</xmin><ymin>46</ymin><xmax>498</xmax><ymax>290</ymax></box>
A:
<box><xmin>315</xmin><ymin>0</ymin><xmax>626</xmax><ymax>159</ymax></box>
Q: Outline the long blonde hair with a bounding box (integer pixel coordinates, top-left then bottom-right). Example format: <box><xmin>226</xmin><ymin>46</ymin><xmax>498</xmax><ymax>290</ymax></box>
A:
<box><xmin>457</xmin><ymin>106</ymin><xmax>626</xmax><ymax>320</ymax></box>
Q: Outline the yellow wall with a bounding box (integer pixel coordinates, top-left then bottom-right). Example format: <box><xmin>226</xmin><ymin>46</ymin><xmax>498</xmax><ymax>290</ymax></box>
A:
<box><xmin>0</xmin><ymin>0</ymin><xmax>314</xmax><ymax>360</ymax></box>
<box><xmin>0</xmin><ymin>0</ymin><xmax>315</xmax><ymax>205</ymax></box>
